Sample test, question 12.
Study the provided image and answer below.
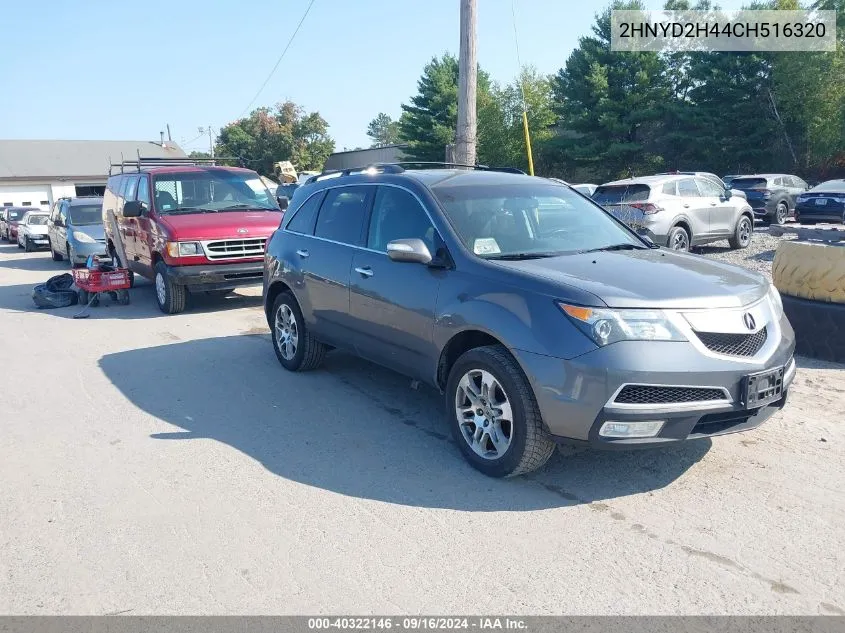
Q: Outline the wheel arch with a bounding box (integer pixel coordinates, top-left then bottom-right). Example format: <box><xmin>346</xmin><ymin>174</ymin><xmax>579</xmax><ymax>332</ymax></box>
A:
<box><xmin>436</xmin><ymin>329</ymin><xmax>509</xmax><ymax>391</ymax></box>
<box><xmin>264</xmin><ymin>279</ymin><xmax>295</xmax><ymax>326</ymax></box>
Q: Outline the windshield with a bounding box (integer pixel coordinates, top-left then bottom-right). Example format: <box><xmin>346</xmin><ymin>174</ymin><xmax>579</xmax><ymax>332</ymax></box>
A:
<box><xmin>592</xmin><ymin>184</ymin><xmax>651</xmax><ymax>204</ymax></box>
<box><xmin>152</xmin><ymin>169</ymin><xmax>278</xmax><ymax>215</ymax></box>
<box><xmin>26</xmin><ymin>214</ymin><xmax>49</xmax><ymax>225</ymax></box>
<box><xmin>731</xmin><ymin>177</ymin><xmax>768</xmax><ymax>189</ymax></box>
<box><xmin>69</xmin><ymin>203</ymin><xmax>103</xmax><ymax>225</ymax></box>
<box><xmin>8</xmin><ymin>210</ymin><xmax>25</xmax><ymax>220</ymax></box>
<box><xmin>431</xmin><ymin>182</ymin><xmax>643</xmax><ymax>259</ymax></box>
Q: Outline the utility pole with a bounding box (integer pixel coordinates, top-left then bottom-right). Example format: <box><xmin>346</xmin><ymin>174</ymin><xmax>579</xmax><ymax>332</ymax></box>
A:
<box><xmin>455</xmin><ymin>0</ymin><xmax>477</xmax><ymax>166</ymax></box>
<box><xmin>198</xmin><ymin>126</ymin><xmax>215</xmax><ymax>158</ymax></box>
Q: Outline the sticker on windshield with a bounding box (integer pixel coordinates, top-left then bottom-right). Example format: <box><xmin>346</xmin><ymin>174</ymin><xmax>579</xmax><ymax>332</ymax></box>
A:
<box><xmin>244</xmin><ymin>178</ymin><xmax>267</xmax><ymax>193</ymax></box>
<box><xmin>473</xmin><ymin>238</ymin><xmax>501</xmax><ymax>255</ymax></box>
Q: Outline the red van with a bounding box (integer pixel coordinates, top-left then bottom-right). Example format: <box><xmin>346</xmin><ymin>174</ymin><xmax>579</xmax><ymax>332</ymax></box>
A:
<box><xmin>103</xmin><ymin>158</ymin><xmax>283</xmax><ymax>313</ymax></box>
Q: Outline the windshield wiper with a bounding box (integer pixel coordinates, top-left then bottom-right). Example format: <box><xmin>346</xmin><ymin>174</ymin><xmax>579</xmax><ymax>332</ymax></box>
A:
<box><xmin>581</xmin><ymin>243</ymin><xmax>647</xmax><ymax>254</ymax></box>
<box><xmin>487</xmin><ymin>252</ymin><xmax>562</xmax><ymax>261</ymax></box>
<box><xmin>219</xmin><ymin>204</ymin><xmax>275</xmax><ymax>211</ymax></box>
<box><xmin>162</xmin><ymin>207</ymin><xmax>219</xmax><ymax>214</ymax></box>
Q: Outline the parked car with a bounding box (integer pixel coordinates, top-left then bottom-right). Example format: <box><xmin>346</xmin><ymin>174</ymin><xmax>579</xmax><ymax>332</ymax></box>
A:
<box><xmin>103</xmin><ymin>158</ymin><xmax>282</xmax><ymax>314</ymax></box>
<box><xmin>572</xmin><ymin>184</ymin><xmax>598</xmax><ymax>196</ymax></box>
<box><xmin>729</xmin><ymin>174</ymin><xmax>808</xmax><ymax>225</ymax></box>
<box><xmin>17</xmin><ymin>210</ymin><xmax>50</xmax><ymax>251</ymax></box>
<box><xmin>1</xmin><ymin>207</ymin><xmax>38</xmax><ymax>242</ymax></box>
<box><xmin>47</xmin><ymin>197</ymin><xmax>107</xmax><ymax>265</ymax></box>
<box><xmin>593</xmin><ymin>174</ymin><xmax>755</xmax><ymax>251</ymax></box>
<box><xmin>657</xmin><ymin>172</ymin><xmax>747</xmax><ymax>200</ymax></box>
<box><xmin>263</xmin><ymin>164</ymin><xmax>795</xmax><ymax>478</ymax></box>
<box><xmin>722</xmin><ymin>175</ymin><xmax>745</xmax><ymax>188</ymax></box>
<box><xmin>794</xmin><ymin>179</ymin><xmax>845</xmax><ymax>224</ymax></box>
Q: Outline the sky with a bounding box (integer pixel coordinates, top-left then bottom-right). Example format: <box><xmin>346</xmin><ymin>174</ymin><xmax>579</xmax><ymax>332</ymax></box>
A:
<box><xmin>0</xmin><ymin>0</ymin><xmax>745</xmax><ymax>153</ymax></box>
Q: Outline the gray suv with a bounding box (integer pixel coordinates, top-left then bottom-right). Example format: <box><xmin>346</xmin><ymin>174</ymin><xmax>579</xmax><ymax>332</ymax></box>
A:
<box><xmin>594</xmin><ymin>174</ymin><xmax>755</xmax><ymax>251</ymax></box>
<box><xmin>263</xmin><ymin>165</ymin><xmax>795</xmax><ymax>478</ymax></box>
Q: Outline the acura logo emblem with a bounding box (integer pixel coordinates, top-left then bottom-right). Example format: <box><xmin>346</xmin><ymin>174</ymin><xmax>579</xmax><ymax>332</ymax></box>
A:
<box><xmin>237</xmin><ymin>228</ymin><xmax>248</xmax><ymax>234</ymax></box>
<box><xmin>743</xmin><ymin>313</ymin><xmax>756</xmax><ymax>331</ymax></box>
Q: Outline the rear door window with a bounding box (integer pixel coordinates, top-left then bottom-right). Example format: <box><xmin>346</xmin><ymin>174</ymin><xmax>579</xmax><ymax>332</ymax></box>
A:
<box><xmin>286</xmin><ymin>191</ymin><xmax>325</xmax><ymax>235</ymax></box>
<box><xmin>731</xmin><ymin>177</ymin><xmax>768</xmax><ymax>189</ymax></box>
<box><xmin>314</xmin><ymin>187</ymin><xmax>372</xmax><ymax>246</ymax></box>
<box><xmin>592</xmin><ymin>184</ymin><xmax>651</xmax><ymax>204</ymax></box>
<box><xmin>662</xmin><ymin>181</ymin><xmax>678</xmax><ymax>196</ymax></box>
<box><xmin>677</xmin><ymin>178</ymin><xmax>700</xmax><ymax>197</ymax></box>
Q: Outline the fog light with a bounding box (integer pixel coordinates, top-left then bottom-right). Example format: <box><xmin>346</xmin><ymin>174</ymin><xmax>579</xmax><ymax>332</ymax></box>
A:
<box><xmin>599</xmin><ymin>420</ymin><xmax>665</xmax><ymax>438</ymax></box>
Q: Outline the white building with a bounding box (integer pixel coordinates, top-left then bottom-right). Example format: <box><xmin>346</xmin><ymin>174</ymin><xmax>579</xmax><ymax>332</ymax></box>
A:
<box><xmin>0</xmin><ymin>139</ymin><xmax>187</xmax><ymax>209</ymax></box>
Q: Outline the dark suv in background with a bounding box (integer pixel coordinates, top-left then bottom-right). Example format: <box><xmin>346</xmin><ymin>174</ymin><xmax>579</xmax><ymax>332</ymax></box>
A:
<box><xmin>730</xmin><ymin>174</ymin><xmax>808</xmax><ymax>225</ymax></box>
<box><xmin>263</xmin><ymin>164</ymin><xmax>794</xmax><ymax>478</ymax></box>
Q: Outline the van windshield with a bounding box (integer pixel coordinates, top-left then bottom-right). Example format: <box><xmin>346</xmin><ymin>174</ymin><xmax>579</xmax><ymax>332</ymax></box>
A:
<box><xmin>152</xmin><ymin>169</ymin><xmax>279</xmax><ymax>214</ymax></box>
<box><xmin>69</xmin><ymin>204</ymin><xmax>103</xmax><ymax>226</ymax></box>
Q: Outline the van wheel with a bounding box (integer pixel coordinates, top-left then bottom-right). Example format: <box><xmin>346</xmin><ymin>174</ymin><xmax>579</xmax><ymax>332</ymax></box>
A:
<box><xmin>729</xmin><ymin>216</ymin><xmax>753</xmax><ymax>250</ymax></box>
<box><xmin>446</xmin><ymin>345</ymin><xmax>556</xmax><ymax>478</ymax></box>
<box><xmin>667</xmin><ymin>226</ymin><xmax>690</xmax><ymax>252</ymax></box>
<box><xmin>271</xmin><ymin>292</ymin><xmax>327</xmax><ymax>371</ymax></box>
<box><xmin>50</xmin><ymin>240</ymin><xmax>63</xmax><ymax>261</ymax></box>
<box><xmin>154</xmin><ymin>261</ymin><xmax>187</xmax><ymax>314</ymax></box>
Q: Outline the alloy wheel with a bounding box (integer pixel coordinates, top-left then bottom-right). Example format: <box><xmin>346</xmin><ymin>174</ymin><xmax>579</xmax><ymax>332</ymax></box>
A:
<box><xmin>739</xmin><ymin>218</ymin><xmax>752</xmax><ymax>246</ymax></box>
<box><xmin>776</xmin><ymin>203</ymin><xmax>788</xmax><ymax>225</ymax></box>
<box><xmin>671</xmin><ymin>230</ymin><xmax>689</xmax><ymax>251</ymax></box>
<box><xmin>275</xmin><ymin>304</ymin><xmax>299</xmax><ymax>361</ymax></box>
<box><xmin>455</xmin><ymin>369</ymin><xmax>513</xmax><ymax>460</ymax></box>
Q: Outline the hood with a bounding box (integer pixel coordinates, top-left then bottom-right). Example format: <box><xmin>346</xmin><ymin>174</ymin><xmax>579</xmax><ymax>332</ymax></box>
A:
<box><xmin>490</xmin><ymin>248</ymin><xmax>768</xmax><ymax>309</ymax></box>
<box><xmin>157</xmin><ymin>210</ymin><xmax>282</xmax><ymax>241</ymax></box>
<box><xmin>23</xmin><ymin>224</ymin><xmax>48</xmax><ymax>236</ymax></box>
<box><xmin>70</xmin><ymin>223</ymin><xmax>105</xmax><ymax>240</ymax></box>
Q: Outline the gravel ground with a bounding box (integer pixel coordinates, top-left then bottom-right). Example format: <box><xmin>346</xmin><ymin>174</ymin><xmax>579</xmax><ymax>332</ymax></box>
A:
<box><xmin>695</xmin><ymin>223</ymin><xmax>797</xmax><ymax>280</ymax></box>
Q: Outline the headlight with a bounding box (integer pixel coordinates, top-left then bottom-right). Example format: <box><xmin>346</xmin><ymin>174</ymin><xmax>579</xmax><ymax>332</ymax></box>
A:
<box><xmin>768</xmin><ymin>283</ymin><xmax>783</xmax><ymax>317</ymax></box>
<box><xmin>558</xmin><ymin>303</ymin><xmax>687</xmax><ymax>346</ymax></box>
<box><xmin>166</xmin><ymin>241</ymin><xmax>203</xmax><ymax>257</ymax></box>
<box><xmin>72</xmin><ymin>230</ymin><xmax>96</xmax><ymax>243</ymax></box>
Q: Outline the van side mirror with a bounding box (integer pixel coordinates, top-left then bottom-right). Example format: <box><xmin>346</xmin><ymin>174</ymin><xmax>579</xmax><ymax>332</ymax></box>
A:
<box><xmin>277</xmin><ymin>195</ymin><xmax>289</xmax><ymax>211</ymax></box>
<box><xmin>387</xmin><ymin>238</ymin><xmax>433</xmax><ymax>264</ymax></box>
<box><xmin>123</xmin><ymin>200</ymin><xmax>146</xmax><ymax>218</ymax></box>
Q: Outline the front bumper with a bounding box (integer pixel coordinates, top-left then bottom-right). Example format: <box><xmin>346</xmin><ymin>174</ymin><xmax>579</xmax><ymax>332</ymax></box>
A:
<box><xmin>167</xmin><ymin>260</ymin><xmax>264</xmax><ymax>291</ymax></box>
<box><xmin>23</xmin><ymin>234</ymin><xmax>50</xmax><ymax>247</ymax></box>
<box><xmin>69</xmin><ymin>240</ymin><xmax>108</xmax><ymax>263</ymax></box>
<box><xmin>514</xmin><ymin>319</ymin><xmax>795</xmax><ymax>448</ymax></box>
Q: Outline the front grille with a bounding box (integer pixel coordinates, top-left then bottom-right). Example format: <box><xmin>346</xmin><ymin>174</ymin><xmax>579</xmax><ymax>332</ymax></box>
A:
<box><xmin>203</xmin><ymin>238</ymin><xmax>266</xmax><ymax>260</ymax></box>
<box><xmin>695</xmin><ymin>327</ymin><xmax>768</xmax><ymax>357</ymax></box>
<box><xmin>615</xmin><ymin>385</ymin><xmax>727</xmax><ymax>405</ymax></box>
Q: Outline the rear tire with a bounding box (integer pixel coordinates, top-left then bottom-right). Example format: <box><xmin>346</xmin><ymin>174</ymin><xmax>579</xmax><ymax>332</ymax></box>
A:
<box><xmin>271</xmin><ymin>292</ymin><xmax>327</xmax><ymax>371</ymax></box>
<box><xmin>774</xmin><ymin>201</ymin><xmax>788</xmax><ymax>225</ymax></box>
<box><xmin>667</xmin><ymin>226</ymin><xmax>690</xmax><ymax>252</ymax></box>
<box><xmin>154</xmin><ymin>261</ymin><xmax>187</xmax><ymax>314</ymax></box>
<box><xmin>729</xmin><ymin>215</ymin><xmax>753</xmax><ymax>250</ymax></box>
<box><xmin>446</xmin><ymin>345</ymin><xmax>555</xmax><ymax>478</ymax></box>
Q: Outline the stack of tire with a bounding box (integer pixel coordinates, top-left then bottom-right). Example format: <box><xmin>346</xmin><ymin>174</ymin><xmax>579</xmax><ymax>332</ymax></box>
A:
<box><xmin>773</xmin><ymin>240</ymin><xmax>845</xmax><ymax>362</ymax></box>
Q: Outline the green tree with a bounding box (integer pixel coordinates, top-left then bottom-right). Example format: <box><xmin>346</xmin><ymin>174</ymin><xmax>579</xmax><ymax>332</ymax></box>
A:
<box><xmin>188</xmin><ymin>150</ymin><xmax>211</xmax><ymax>159</ymax></box>
<box><xmin>215</xmin><ymin>101</ymin><xmax>335</xmax><ymax>177</ymax></box>
<box><xmin>366</xmin><ymin>113</ymin><xmax>401</xmax><ymax>148</ymax></box>
<box><xmin>399</xmin><ymin>54</ymin><xmax>493</xmax><ymax>162</ymax></box>
<box><xmin>548</xmin><ymin>1</ymin><xmax>670</xmax><ymax>182</ymax></box>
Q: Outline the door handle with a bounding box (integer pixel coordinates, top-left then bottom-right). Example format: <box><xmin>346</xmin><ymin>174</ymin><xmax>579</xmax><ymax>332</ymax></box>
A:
<box><xmin>354</xmin><ymin>266</ymin><xmax>374</xmax><ymax>278</ymax></box>
<box><xmin>296</xmin><ymin>249</ymin><xmax>309</xmax><ymax>258</ymax></box>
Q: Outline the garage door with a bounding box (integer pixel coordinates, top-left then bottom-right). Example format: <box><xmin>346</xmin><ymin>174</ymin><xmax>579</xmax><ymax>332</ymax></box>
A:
<box><xmin>0</xmin><ymin>184</ymin><xmax>52</xmax><ymax>210</ymax></box>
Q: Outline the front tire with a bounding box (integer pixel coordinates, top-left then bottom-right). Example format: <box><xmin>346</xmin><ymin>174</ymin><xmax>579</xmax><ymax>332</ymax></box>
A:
<box><xmin>667</xmin><ymin>225</ymin><xmax>690</xmax><ymax>252</ymax></box>
<box><xmin>50</xmin><ymin>239</ymin><xmax>63</xmax><ymax>261</ymax></box>
<box><xmin>271</xmin><ymin>292</ymin><xmax>327</xmax><ymax>371</ymax></box>
<box><xmin>24</xmin><ymin>238</ymin><xmax>33</xmax><ymax>252</ymax></box>
<box><xmin>154</xmin><ymin>261</ymin><xmax>187</xmax><ymax>314</ymax></box>
<box><xmin>729</xmin><ymin>215</ymin><xmax>753</xmax><ymax>250</ymax></box>
<box><xmin>446</xmin><ymin>345</ymin><xmax>555</xmax><ymax>478</ymax></box>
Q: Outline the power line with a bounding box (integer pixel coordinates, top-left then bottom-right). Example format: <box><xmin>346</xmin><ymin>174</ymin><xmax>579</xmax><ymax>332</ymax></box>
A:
<box><xmin>511</xmin><ymin>0</ymin><xmax>527</xmax><ymax>109</ymax></box>
<box><xmin>238</xmin><ymin>0</ymin><xmax>316</xmax><ymax>118</ymax></box>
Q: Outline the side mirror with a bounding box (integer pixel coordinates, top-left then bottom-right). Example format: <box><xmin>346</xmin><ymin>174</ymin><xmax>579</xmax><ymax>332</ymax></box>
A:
<box><xmin>387</xmin><ymin>238</ymin><xmax>432</xmax><ymax>264</ymax></box>
<box><xmin>54</xmin><ymin>218</ymin><xmax>64</xmax><ymax>227</ymax></box>
<box><xmin>123</xmin><ymin>200</ymin><xmax>146</xmax><ymax>218</ymax></box>
<box><xmin>724</xmin><ymin>188</ymin><xmax>733</xmax><ymax>199</ymax></box>
<box><xmin>277</xmin><ymin>195</ymin><xmax>289</xmax><ymax>211</ymax></box>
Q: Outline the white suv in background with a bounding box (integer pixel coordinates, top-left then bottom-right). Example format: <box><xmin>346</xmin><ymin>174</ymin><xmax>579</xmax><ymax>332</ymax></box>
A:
<box><xmin>593</xmin><ymin>174</ymin><xmax>755</xmax><ymax>252</ymax></box>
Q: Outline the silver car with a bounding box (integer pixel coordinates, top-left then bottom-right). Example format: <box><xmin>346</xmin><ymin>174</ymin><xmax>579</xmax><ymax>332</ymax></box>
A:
<box><xmin>594</xmin><ymin>174</ymin><xmax>755</xmax><ymax>251</ymax></box>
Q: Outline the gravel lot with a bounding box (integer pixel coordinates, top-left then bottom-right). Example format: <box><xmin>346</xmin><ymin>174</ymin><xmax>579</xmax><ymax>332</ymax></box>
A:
<box><xmin>695</xmin><ymin>223</ymin><xmax>797</xmax><ymax>280</ymax></box>
<box><xmin>1</xmin><ymin>240</ymin><xmax>843</xmax><ymax>616</ymax></box>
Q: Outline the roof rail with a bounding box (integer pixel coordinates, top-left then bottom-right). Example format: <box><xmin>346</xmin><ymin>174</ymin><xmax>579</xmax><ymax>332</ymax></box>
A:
<box><xmin>303</xmin><ymin>161</ymin><xmax>527</xmax><ymax>184</ymax></box>
<box><xmin>108</xmin><ymin>155</ymin><xmax>243</xmax><ymax>175</ymax></box>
